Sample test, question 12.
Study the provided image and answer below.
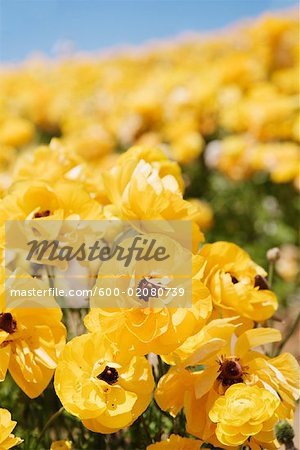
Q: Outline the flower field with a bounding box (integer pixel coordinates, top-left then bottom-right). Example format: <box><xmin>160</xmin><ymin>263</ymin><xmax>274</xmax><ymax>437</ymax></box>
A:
<box><xmin>0</xmin><ymin>9</ymin><xmax>299</xmax><ymax>450</ymax></box>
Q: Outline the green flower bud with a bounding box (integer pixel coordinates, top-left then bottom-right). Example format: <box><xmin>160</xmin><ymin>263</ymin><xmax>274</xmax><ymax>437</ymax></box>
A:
<box><xmin>275</xmin><ymin>420</ymin><xmax>295</xmax><ymax>445</ymax></box>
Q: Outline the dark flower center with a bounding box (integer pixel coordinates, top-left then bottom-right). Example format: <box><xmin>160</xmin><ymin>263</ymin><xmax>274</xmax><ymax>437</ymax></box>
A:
<box><xmin>137</xmin><ymin>277</ymin><xmax>165</xmax><ymax>302</ymax></box>
<box><xmin>226</xmin><ymin>273</ymin><xmax>238</xmax><ymax>284</ymax></box>
<box><xmin>217</xmin><ymin>357</ymin><xmax>246</xmax><ymax>386</ymax></box>
<box><xmin>97</xmin><ymin>366</ymin><xmax>119</xmax><ymax>385</ymax></box>
<box><xmin>254</xmin><ymin>275</ymin><xmax>270</xmax><ymax>290</ymax></box>
<box><xmin>0</xmin><ymin>313</ymin><xmax>17</xmax><ymax>334</ymax></box>
<box><xmin>33</xmin><ymin>210</ymin><xmax>51</xmax><ymax>219</ymax></box>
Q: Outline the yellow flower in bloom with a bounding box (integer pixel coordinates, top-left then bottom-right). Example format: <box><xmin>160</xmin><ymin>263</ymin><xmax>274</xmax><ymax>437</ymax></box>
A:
<box><xmin>209</xmin><ymin>384</ymin><xmax>280</xmax><ymax>448</ymax></box>
<box><xmin>0</xmin><ymin>408</ymin><xmax>22</xmax><ymax>449</ymax></box>
<box><xmin>199</xmin><ymin>241</ymin><xmax>278</xmax><ymax>324</ymax></box>
<box><xmin>13</xmin><ymin>140</ymin><xmax>81</xmax><ymax>185</ymax></box>
<box><xmin>102</xmin><ymin>149</ymin><xmax>203</xmax><ymax>249</ymax></box>
<box><xmin>0</xmin><ymin>13</ymin><xmax>298</xmax><ymax>185</ymax></box>
<box><xmin>50</xmin><ymin>440</ymin><xmax>72</xmax><ymax>450</ymax></box>
<box><xmin>187</xmin><ymin>198</ymin><xmax>214</xmax><ymax>230</ymax></box>
<box><xmin>204</xmin><ymin>135</ymin><xmax>255</xmax><ymax>181</ymax></box>
<box><xmin>0</xmin><ymin>274</ymin><xmax>66</xmax><ymax>398</ymax></box>
<box><xmin>147</xmin><ymin>434</ymin><xmax>201</xmax><ymax>450</ymax></box>
<box><xmin>117</xmin><ymin>146</ymin><xmax>184</xmax><ymax>191</ymax></box>
<box><xmin>102</xmin><ymin>154</ymin><xmax>182</xmax><ymax>221</ymax></box>
<box><xmin>0</xmin><ymin>179</ymin><xmax>103</xmax><ymax>253</ymax></box>
<box><xmin>170</xmin><ymin>131</ymin><xmax>204</xmax><ymax>164</ymax></box>
<box><xmin>155</xmin><ymin>321</ymin><xmax>299</xmax><ymax>440</ymax></box>
<box><xmin>85</xmin><ymin>254</ymin><xmax>212</xmax><ymax>355</ymax></box>
<box><xmin>0</xmin><ymin>179</ymin><xmax>102</xmax><ymax>222</ymax></box>
<box><xmin>54</xmin><ymin>332</ymin><xmax>154</xmax><ymax>433</ymax></box>
<box><xmin>63</xmin><ymin>120</ymin><xmax>115</xmax><ymax>161</ymax></box>
<box><xmin>0</xmin><ymin>117</ymin><xmax>34</xmax><ymax>148</ymax></box>
<box><xmin>252</xmin><ymin>142</ymin><xmax>300</xmax><ymax>185</ymax></box>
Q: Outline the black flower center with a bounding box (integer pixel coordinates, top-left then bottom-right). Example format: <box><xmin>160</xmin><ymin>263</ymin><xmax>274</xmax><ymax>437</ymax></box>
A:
<box><xmin>97</xmin><ymin>366</ymin><xmax>119</xmax><ymax>385</ymax></box>
<box><xmin>254</xmin><ymin>275</ymin><xmax>270</xmax><ymax>290</ymax></box>
<box><xmin>33</xmin><ymin>210</ymin><xmax>51</xmax><ymax>219</ymax></box>
<box><xmin>0</xmin><ymin>313</ymin><xmax>17</xmax><ymax>334</ymax></box>
<box><xmin>138</xmin><ymin>277</ymin><xmax>166</xmax><ymax>302</ymax></box>
<box><xmin>217</xmin><ymin>357</ymin><xmax>247</xmax><ymax>386</ymax></box>
<box><xmin>226</xmin><ymin>273</ymin><xmax>238</xmax><ymax>284</ymax></box>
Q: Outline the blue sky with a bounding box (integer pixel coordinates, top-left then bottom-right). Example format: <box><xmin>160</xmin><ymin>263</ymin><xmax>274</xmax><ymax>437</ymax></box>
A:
<box><xmin>0</xmin><ymin>0</ymin><xmax>297</xmax><ymax>62</ymax></box>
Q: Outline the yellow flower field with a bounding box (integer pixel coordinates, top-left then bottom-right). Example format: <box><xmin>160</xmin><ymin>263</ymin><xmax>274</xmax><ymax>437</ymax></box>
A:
<box><xmin>0</xmin><ymin>6</ymin><xmax>299</xmax><ymax>450</ymax></box>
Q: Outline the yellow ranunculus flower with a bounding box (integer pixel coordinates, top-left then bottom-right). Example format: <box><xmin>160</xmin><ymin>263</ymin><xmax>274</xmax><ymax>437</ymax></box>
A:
<box><xmin>85</xmin><ymin>254</ymin><xmax>212</xmax><ymax>355</ymax></box>
<box><xmin>50</xmin><ymin>440</ymin><xmax>72</xmax><ymax>450</ymax></box>
<box><xmin>0</xmin><ymin>408</ymin><xmax>22</xmax><ymax>449</ymax></box>
<box><xmin>251</xmin><ymin>142</ymin><xmax>300</xmax><ymax>184</ymax></box>
<box><xmin>199</xmin><ymin>241</ymin><xmax>278</xmax><ymax>324</ymax></box>
<box><xmin>205</xmin><ymin>135</ymin><xmax>255</xmax><ymax>181</ymax></box>
<box><xmin>102</xmin><ymin>156</ymin><xmax>203</xmax><ymax>251</ymax></box>
<box><xmin>147</xmin><ymin>434</ymin><xmax>201</xmax><ymax>449</ymax></box>
<box><xmin>0</xmin><ymin>179</ymin><xmax>103</xmax><ymax>261</ymax></box>
<box><xmin>209</xmin><ymin>384</ymin><xmax>280</xmax><ymax>448</ymax></box>
<box><xmin>13</xmin><ymin>140</ymin><xmax>81</xmax><ymax>185</ymax></box>
<box><xmin>0</xmin><ymin>179</ymin><xmax>102</xmax><ymax>223</ymax></box>
<box><xmin>116</xmin><ymin>145</ymin><xmax>184</xmax><ymax>192</ymax></box>
<box><xmin>0</xmin><ymin>13</ymin><xmax>298</xmax><ymax>185</ymax></box>
<box><xmin>54</xmin><ymin>332</ymin><xmax>154</xmax><ymax>434</ymax></box>
<box><xmin>0</xmin><ymin>274</ymin><xmax>66</xmax><ymax>398</ymax></box>
<box><xmin>0</xmin><ymin>117</ymin><xmax>34</xmax><ymax>148</ymax></box>
<box><xmin>187</xmin><ymin>198</ymin><xmax>214</xmax><ymax>230</ymax></box>
<box><xmin>155</xmin><ymin>321</ymin><xmax>299</xmax><ymax>440</ymax></box>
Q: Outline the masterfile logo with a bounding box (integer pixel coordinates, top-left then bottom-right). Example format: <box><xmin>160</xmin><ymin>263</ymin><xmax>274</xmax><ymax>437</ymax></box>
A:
<box><xmin>4</xmin><ymin>220</ymin><xmax>193</xmax><ymax>309</ymax></box>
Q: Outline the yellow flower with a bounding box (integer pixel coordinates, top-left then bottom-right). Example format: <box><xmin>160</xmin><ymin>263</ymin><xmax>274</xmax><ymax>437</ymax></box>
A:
<box><xmin>0</xmin><ymin>179</ymin><xmax>102</xmax><ymax>222</ymax></box>
<box><xmin>13</xmin><ymin>140</ymin><xmax>81</xmax><ymax>185</ymax></box>
<box><xmin>209</xmin><ymin>384</ymin><xmax>280</xmax><ymax>448</ymax></box>
<box><xmin>50</xmin><ymin>440</ymin><xmax>72</xmax><ymax>450</ymax></box>
<box><xmin>101</xmin><ymin>148</ymin><xmax>204</xmax><ymax>249</ymax></box>
<box><xmin>0</xmin><ymin>274</ymin><xmax>66</xmax><ymax>398</ymax></box>
<box><xmin>204</xmin><ymin>135</ymin><xmax>254</xmax><ymax>181</ymax></box>
<box><xmin>251</xmin><ymin>142</ymin><xmax>300</xmax><ymax>185</ymax></box>
<box><xmin>116</xmin><ymin>145</ymin><xmax>184</xmax><ymax>192</ymax></box>
<box><xmin>155</xmin><ymin>321</ymin><xmax>299</xmax><ymax>440</ymax></box>
<box><xmin>0</xmin><ymin>408</ymin><xmax>22</xmax><ymax>449</ymax></box>
<box><xmin>187</xmin><ymin>198</ymin><xmax>213</xmax><ymax>230</ymax></box>
<box><xmin>54</xmin><ymin>332</ymin><xmax>154</xmax><ymax>434</ymax></box>
<box><xmin>85</xmin><ymin>254</ymin><xmax>212</xmax><ymax>355</ymax></box>
<box><xmin>147</xmin><ymin>434</ymin><xmax>201</xmax><ymax>450</ymax></box>
<box><xmin>0</xmin><ymin>117</ymin><xmax>34</xmax><ymax>148</ymax></box>
<box><xmin>199</xmin><ymin>241</ymin><xmax>278</xmax><ymax>324</ymax></box>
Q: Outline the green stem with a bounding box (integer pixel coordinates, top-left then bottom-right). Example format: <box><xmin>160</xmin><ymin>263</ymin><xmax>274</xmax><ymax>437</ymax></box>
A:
<box><xmin>268</xmin><ymin>260</ymin><xmax>275</xmax><ymax>287</ymax></box>
<box><xmin>153</xmin><ymin>398</ymin><xmax>173</xmax><ymax>422</ymax></box>
<box><xmin>141</xmin><ymin>413</ymin><xmax>153</xmax><ymax>444</ymax></box>
<box><xmin>275</xmin><ymin>312</ymin><xmax>300</xmax><ymax>356</ymax></box>
<box><xmin>157</xmin><ymin>355</ymin><xmax>165</xmax><ymax>379</ymax></box>
<box><xmin>284</xmin><ymin>441</ymin><xmax>296</xmax><ymax>450</ymax></box>
<box><xmin>173</xmin><ymin>414</ymin><xmax>180</xmax><ymax>434</ymax></box>
<box><xmin>35</xmin><ymin>406</ymin><xmax>64</xmax><ymax>449</ymax></box>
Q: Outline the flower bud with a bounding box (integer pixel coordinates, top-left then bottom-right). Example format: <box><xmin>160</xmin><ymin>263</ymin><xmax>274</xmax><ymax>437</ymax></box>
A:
<box><xmin>267</xmin><ymin>247</ymin><xmax>280</xmax><ymax>263</ymax></box>
<box><xmin>275</xmin><ymin>420</ymin><xmax>295</xmax><ymax>445</ymax></box>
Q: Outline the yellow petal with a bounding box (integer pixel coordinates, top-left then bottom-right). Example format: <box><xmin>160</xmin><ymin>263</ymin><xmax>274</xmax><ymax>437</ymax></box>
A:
<box><xmin>235</xmin><ymin>328</ymin><xmax>281</xmax><ymax>358</ymax></box>
<box><xmin>194</xmin><ymin>365</ymin><xmax>219</xmax><ymax>399</ymax></box>
<box><xmin>184</xmin><ymin>338</ymin><xmax>226</xmax><ymax>367</ymax></box>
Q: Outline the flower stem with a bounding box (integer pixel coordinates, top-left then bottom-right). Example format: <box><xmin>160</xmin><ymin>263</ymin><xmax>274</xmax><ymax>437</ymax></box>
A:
<box><xmin>275</xmin><ymin>311</ymin><xmax>300</xmax><ymax>356</ymax></box>
<box><xmin>141</xmin><ymin>413</ymin><xmax>153</xmax><ymax>444</ymax></box>
<box><xmin>34</xmin><ymin>406</ymin><xmax>64</xmax><ymax>449</ymax></box>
